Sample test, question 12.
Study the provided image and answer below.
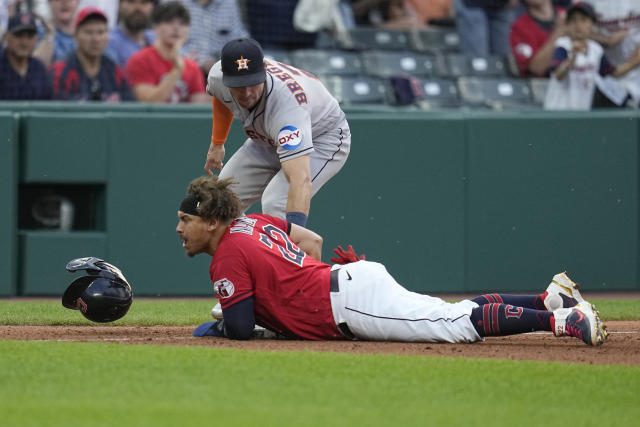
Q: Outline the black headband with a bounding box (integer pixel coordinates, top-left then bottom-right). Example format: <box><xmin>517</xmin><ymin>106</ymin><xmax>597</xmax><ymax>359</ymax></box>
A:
<box><xmin>179</xmin><ymin>194</ymin><xmax>200</xmax><ymax>216</ymax></box>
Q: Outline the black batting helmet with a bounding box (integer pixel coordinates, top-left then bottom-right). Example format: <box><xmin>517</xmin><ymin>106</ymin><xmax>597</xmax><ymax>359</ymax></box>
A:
<box><xmin>62</xmin><ymin>257</ymin><xmax>133</xmax><ymax>323</ymax></box>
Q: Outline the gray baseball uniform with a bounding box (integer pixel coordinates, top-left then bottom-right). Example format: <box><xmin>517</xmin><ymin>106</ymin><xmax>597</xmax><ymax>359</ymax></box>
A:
<box><xmin>206</xmin><ymin>60</ymin><xmax>351</xmax><ymax>217</ymax></box>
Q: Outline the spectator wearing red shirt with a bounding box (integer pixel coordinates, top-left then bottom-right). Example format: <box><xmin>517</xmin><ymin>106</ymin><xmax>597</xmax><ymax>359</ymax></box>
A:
<box><xmin>509</xmin><ymin>0</ymin><xmax>566</xmax><ymax>77</ymax></box>
<box><xmin>51</xmin><ymin>7</ymin><xmax>134</xmax><ymax>101</ymax></box>
<box><xmin>125</xmin><ymin>1</ymin><xmax>208</xmax><ymax>103</ymax></box>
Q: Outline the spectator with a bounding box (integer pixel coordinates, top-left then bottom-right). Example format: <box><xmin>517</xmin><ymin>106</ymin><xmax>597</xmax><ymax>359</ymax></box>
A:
<box><xmin>405</xmin><ymin>0</ymin><xmax>453</xmax><ymax>26</ymax></box>
<box><xmin>453</xmin><ymin>0</ymin><xmax>518</xmax><ymax>56</ymax></box>
<box><xmin>51</xmin><ymin>7</ymin><xmax>134</xmax><ymax>101</ymax></box>
<box><xmin>587</xmin><ymin>0</ymin><xmax>640</xmax><ymax>107</ymax></box>
<box><xmin>105</xmin><ymin>0</ymin><xmax>156</xmax><ymax>67</ymax></box>
<box><xmin>351</xmin><ymin>0</ymin><xmax>423</xmax><ymax>29</ymax></box>
<box><xmin>0</xmin><ymin>11</ymin><xmax>51</xmax><ymax>99</ymax></box>
<box><xmin>543</xmin><ymin>2</ymin><xmax>640</xmax><ymax>110</ymax></box>
<box><xmin>176</xmin><ymin>0</ymin><xmax>248</xmax><ymax>76</ymax></box>
<box><xmin>247</xmin><ymin>0</ymin><xmax>317</xmax><ymax>50</ymax></box>
<box><xmin>125</xmin><ymin>1</ymin><xmax>208</xmax><ymax>103</ymax></box>
<box><xmin>78</xmin><ymin>0</ymin><xmax>118</xmax><ymax>28</ymax></box>
<box><xmin>33</xmin><ymin>0</ymin><xmax>79</xmax><ymax>67</ymax></box>
<box><xmin>510</xmin><ymin>0</ymin><xmax>566</xmax><ymax>77</ymax></box>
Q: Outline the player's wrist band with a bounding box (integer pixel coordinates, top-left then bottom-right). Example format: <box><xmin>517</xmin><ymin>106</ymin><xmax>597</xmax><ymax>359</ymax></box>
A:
<box><xmin>286</xmin><ymin>211</ymin><xmax>307</xmax><ymax>227</ymax></box>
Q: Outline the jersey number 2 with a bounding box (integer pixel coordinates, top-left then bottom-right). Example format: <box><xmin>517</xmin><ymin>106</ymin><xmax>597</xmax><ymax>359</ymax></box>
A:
<box><xmin>259</xmin><ymin>225</ymin><xmax>306</xmax><ymax>266</ymax></box>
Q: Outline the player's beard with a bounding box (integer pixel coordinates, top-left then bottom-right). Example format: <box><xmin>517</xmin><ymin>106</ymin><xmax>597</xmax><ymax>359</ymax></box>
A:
<box><xmin>123</xmin><ymin>11</ymin><xmax>150</xmax><ymax>33</ymax></box>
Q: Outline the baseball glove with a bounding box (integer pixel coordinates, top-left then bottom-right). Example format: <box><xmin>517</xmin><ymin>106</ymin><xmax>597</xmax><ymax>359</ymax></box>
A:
<box><xmin>330</xmin><ymin>245</ymin><xmax>365</xmax><ymax>264</ymax></box>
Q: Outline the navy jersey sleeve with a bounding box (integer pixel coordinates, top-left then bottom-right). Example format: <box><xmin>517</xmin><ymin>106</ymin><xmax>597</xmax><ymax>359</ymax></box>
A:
<box><xmin>222</xmin><ymin>297</ymin><xmax>255</xmax><ymax>339</ymax></box>
<box><xmin>599</xmin><ymin>54</ymin><xmax>616</xmax><ymax>76</ymax></box>
<box><xmin>549</xmin><ymin>46</ymin><xmax>569</xmax><ymax>73</ymax></box>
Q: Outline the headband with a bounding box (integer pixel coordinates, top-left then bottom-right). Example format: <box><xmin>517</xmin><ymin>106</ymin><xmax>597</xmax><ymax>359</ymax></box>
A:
<box><xmin>179</xmin><ymin>194</ymin><xmax>200</xmax><ymax>216</ymax></box>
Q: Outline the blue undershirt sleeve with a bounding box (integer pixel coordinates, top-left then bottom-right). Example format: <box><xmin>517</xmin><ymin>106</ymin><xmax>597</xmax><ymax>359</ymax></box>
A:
<box><xmin>222</xmin><ymin>297</ymin><xmax>255</xmax><ymax>340</ymax></box>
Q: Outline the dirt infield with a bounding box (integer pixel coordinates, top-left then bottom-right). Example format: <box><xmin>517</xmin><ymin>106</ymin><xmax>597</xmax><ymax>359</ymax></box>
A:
<box><xmin>2</xmin><ymin>321</ymin><xmax>639</xmax><ymax>365</ymax></box>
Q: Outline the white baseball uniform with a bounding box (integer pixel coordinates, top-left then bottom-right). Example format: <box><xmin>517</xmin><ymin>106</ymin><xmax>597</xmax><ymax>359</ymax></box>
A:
<box><xmin>544</xmin><ymin>36</ymin><xmax>614</xmax><ymax>110</ymax></box>
<box><xmin>330</xmin><ymin>261</ymin><xmax>482</xmax><ymax>342</ymax></box>
<box><xmin>206</xmin><ymin>60</ymin><xmax>351</xmax><ymax>217</ymax></box>
<box><xmin>587</xmin><ymin>0</ymin><xmax>640</xmax><ymax>102</ymax></box>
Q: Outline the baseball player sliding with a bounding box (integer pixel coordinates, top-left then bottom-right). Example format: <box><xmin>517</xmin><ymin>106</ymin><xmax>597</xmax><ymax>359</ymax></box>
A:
<box><xmin>204</xmin><ymin>38</ymin><xmax>350</xmax><ymax>228</ymax></box>
<box><xmin>177</xmin><ymin>175</ymin><xmax>608</xmax><ymax>346</ymax></box>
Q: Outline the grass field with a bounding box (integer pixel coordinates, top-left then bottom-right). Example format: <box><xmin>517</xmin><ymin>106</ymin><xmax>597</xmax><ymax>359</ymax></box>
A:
<box><xmin>1</xmin><ymin>298</ymin><xmax>639</xmax><ymax>427</ymax></box>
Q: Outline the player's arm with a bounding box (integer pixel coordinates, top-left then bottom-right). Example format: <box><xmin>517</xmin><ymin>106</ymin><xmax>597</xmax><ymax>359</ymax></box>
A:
<box><xmin>131</xmin><ymin>69</ymin><xmax>182</xmax><ymax>103</ymax></box>
<box><xmin>611</xmin><ymin>45</ymin><xmax>640</xmax><ymax>77</ymax></box>
<box><xmin>590</xmin><ymin>29</ymin><xmax>628</xmax><ymax>48</ymax></box>
<box><xmin>289</xmin><ymin>223</ymin><xmax>322</xmax><ymax>261</ymax></box>
<box><xmin>281</xmin><ymin>154</ymin><xmax>312</xmax><ymax>227</ymax></box>
<box><xmin>205</xmin><ymin>97</ymin><xmax>234</xmax><ymax>175</ymax></box>
<box><xmin>221</xmin><ymin>297</ymin><xmax>255</xmax><ymax>339</ymax></box>
<box><xmin>528</xmin><ymin>12</ymin><xmax>566</xmax><ymax>76</ymax></box>
<box><xmin>551</xmin><ymin>44</ymin><xmax>578</xmax><ymax>80</ymax></box>
<box><xmin>190</xmin><ymin>92</ymin><xmax>211</xmax><ymax>104</ymax></box>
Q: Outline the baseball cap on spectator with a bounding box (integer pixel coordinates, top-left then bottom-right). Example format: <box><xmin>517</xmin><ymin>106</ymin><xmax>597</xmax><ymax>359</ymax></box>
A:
<box><xmin>567</xmin><ymin>2</ymin><xmax>597</xmax><ymax>23</ymax></box>
<box><xmin>74</xmin><ymin>7</ymin><xmax>108</xmax><ymax>28</ymax></box>
<box><xmin>8</xmin><ymin>12</ymin><xmax>38</xmax><ymax>34</ymax></box>
<box><xmin>221</xmin><ymin>38</ymin><xmax>266</xmax><ymax>88</ymax></box>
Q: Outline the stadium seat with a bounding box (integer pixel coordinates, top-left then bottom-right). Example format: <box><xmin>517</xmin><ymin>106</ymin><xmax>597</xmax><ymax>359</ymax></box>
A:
<box><xmin>440</xmin><ymin>54</ymin><xmax>508</xmax><ymax>78</ymax></box>
<box><xmin>416</xmin><ymin>78</ymin><xmax>460</xmax><ymax>109</ymax></box>
<box><xmin>290</xmin><ymin>49</ymin><xmax>363</xmax><ymax>76</ymax></box>
<box><xmin>458</xmin><ymin>77</ymin><xmax>534</xmax><ymax>109</ymax></box>
<box><xmin>411</xmin><ymin>28</ymin><xmax>460</xmax><ymax>52</ymax></box>
<box><xmin>360</xmin><ymin>51</ymin><xmax>437</xmax><ymax>78</ymax></box>
<box><xmin>321</xmin><ymin>75</ymin><xmax>389</xmax><ymax>105</ymax></box>
<box><xmin>348</xmin><ymin>28</ymin><xmax>411</xmax><ymax>50</ymax></box>
<box><xmin>528</xmin><ymin>78</ymin><xmax>550</xmax><ymax>106</ymax></box>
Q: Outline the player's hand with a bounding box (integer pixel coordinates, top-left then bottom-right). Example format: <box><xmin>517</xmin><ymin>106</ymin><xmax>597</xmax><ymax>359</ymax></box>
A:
<box><xmin>572</xmin><ymin>40</ymin><xmax>587</xmax><ymax>55</ymax></box>
<box><xmin>169</xmin><ymin>36</ymin><xmax>187</xmax><ymax>73</ymax></box>
<box><xmin>205</xmin><ymin>143</ymin><xmax>225</xmax><ymax>175</ymax></box>
<box><xmin>552</xmin><ymin>11</ymin><xmax>566</xmax><ymax>37</ymax></box>
<box><xmin>330</xmin><ymin>245</ymin><xmax>365</xmax><ymax>264</ymax></box>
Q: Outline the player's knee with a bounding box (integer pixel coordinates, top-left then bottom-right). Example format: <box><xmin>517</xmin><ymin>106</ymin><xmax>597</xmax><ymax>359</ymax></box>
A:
<box><xmin>470</xmin><ymin>306</ymin><xmax>486</xmax><ymax>337</ymax></box>
<box><xmin>261</xmin><ymin>195</ymin><xmax>286</xmax><ymax>218</ymax></box>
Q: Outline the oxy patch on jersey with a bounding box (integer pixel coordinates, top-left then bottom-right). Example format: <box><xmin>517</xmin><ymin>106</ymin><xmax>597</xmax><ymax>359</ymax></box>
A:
<box><xmin>214</xmin><ymin>278</ymin><xmax>235</xmax><ymax>299</ymax></box>
<box><xmin>278</xmin><ymin>126</ymin><xmax>302</xmax><ymax>150</ymax></box>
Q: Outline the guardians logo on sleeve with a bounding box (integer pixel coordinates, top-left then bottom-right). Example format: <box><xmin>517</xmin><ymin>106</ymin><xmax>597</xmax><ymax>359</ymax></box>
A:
<box><xmin>277</xmin><ymin>125</ymin><xmax>302</xmax><ymax>150</ymax></box>
<box><xmin>214</xmin><ymin>278</ymin><xmax>235</xmax><ymax>299</ymax></box>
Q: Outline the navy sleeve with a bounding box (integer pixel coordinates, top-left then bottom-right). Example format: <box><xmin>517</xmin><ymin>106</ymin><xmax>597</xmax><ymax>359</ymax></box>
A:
<box><xmin>549</xmin><ymin>46</ymin><xmax>568</xmax><ymax>73</ymax></box>
<box><xmin>599</xmin><ymin>54</ymin><xmax>615</xmax><ymax>76</ymax></box>
<box><xmin>222</xmin><ymin>296</ymin><xmax>255</xmax><ymax>339</ymax></box>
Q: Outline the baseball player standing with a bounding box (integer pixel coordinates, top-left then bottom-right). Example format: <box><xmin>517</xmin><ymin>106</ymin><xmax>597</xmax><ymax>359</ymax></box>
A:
<box><xmin>176</xmin><ymin>175</ymin><xmax>608</xmax><ymax>346</ymax></box>
<box><xmin>204</xmin><ymin>38</ymin><xmax>350</xmax><ymax>228</ymax></box>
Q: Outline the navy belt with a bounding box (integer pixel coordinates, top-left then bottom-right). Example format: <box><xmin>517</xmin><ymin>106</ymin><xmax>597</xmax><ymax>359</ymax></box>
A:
<box><xmin>330</xmin><ymin>267</ymin><xmax>356</xmax><ymax>340</ymax></box>
<box><xmin>330</xmin><ymin>268</ymin><xmax>340</xmax><ymax>292</ymax></box>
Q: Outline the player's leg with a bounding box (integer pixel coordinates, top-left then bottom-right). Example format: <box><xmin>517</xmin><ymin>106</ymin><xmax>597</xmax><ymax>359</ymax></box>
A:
<box><xmin>469</xmin><ymin>302</ymin><xmax>607</xmax><ymax>346</ymax></box>
<box><xmin>330</xmin><ymin>261</ymin><xmax>482</xmax><ymax>343</ymax></box>
<box><xmin>470</xmin><ymin>272</ymin><xmax>585</xmax><ymax>311</ymax></box>
<box><xmin>219</xmin><ymin>138</ymin><xmax>281</xmax><ymax>213</ymax></box>
<box><xmin>469</xmin><ymin>303</ymin><xmax>552</xmax><ymax>336</ymax></box>
<box><xmin>261</xmin><ymin>123</ymin><xmax>351</xmax><ymax>217</ymax></box>
<box><xmin>330</xmin><ymin>262</ymin><xmax>606</xmax><ymax>345</ymax></box>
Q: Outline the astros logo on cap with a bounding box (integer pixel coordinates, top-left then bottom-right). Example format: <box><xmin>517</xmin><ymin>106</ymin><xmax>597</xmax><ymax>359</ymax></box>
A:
<box><xmin>236</xmin><ymin>56</ymin><xmax>251</xmax><ymax>71</ymax></box>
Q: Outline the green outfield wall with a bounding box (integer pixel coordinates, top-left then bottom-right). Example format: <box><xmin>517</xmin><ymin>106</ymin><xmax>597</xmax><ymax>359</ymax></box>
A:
<box><xmin>1</xmin><ymin>103</ymin><xmax>638</xmax><ymax>296</ymax></box>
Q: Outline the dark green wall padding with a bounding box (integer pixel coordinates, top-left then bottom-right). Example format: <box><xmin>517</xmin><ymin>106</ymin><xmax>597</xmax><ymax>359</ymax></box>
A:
<box><xmin>0</xmin><ymin>113</ymin><xmax>17</xmax><ymax>296</ymax></box>
<box><xmin>1</xmin><ymin>103</ymin><xmax>638</xmax><ymax>296</ymax></box>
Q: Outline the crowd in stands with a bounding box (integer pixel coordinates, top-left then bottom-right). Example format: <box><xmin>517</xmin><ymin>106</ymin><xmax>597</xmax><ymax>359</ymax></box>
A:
<box><xmin>1</xmin><ymin>0</ymin><xmax>639</xmax><ymax>110</ymax></box>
